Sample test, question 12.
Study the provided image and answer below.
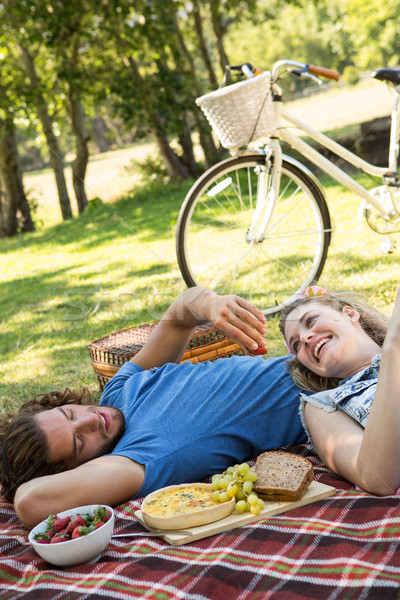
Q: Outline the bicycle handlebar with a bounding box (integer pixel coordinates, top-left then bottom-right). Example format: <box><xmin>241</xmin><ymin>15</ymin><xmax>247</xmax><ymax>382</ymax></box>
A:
<box><xmin>308</xmin><ymin>64</ymin><xmax>340</xmax><ymax>81</ymax></box>
<box><xmin>271</xmin><ymin>59</ymin><xmax>340</xmax><ymax>82</ymax></box>
<box><xmin>223</xmin><ymin>60</ymin><xmax>340</xmax><ymax>87</ymax></box>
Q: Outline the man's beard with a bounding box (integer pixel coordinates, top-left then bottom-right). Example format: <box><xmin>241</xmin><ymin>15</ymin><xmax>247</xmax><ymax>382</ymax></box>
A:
<box><xmin>96</xmin><ymin>407</ymin><xmax>126</xmax><ymax>457</ymax></box>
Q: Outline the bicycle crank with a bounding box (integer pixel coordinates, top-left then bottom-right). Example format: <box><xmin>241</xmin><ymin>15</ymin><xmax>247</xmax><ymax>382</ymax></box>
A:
<box><xmin>362</xmin><ymin>206</ymin><xmax>400</xmax><ymax>235</ymax></box>
<box><xmin>359</xmin><ymin>186</ymin><xmax>400</xmax><ymax>234</ymax></box>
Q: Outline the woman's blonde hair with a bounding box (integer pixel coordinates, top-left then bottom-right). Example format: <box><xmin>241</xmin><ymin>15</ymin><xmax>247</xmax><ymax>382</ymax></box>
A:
<box><xmin>279</xmin><ymin>291</ymin><xmax>389</xmax><ymax>393</ymax></box>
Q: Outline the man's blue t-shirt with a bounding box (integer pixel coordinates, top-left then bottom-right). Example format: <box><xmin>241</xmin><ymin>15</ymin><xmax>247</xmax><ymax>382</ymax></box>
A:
<box><xmin>99</xmin><ymin>355</ymin><xmax>306</xmax><ymax>498</ymax></box>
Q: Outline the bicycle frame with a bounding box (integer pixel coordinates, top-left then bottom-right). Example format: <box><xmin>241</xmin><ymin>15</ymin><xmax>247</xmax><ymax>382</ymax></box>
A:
<box><xmin>176</xmin><ymin>61</ymin><xmax>400</xmax><ymax>313</ymax></box>
<box><xmin>261</xmin><ymin>75</ymin><xmax>400</xmax><ymax>221</ymax></box>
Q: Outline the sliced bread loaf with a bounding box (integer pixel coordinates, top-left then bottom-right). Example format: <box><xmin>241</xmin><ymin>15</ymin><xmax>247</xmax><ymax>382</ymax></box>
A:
<box><xmin>253</xmin><ymin>451</ymin><xmax>314</xmax><ymax>502</ymax></box>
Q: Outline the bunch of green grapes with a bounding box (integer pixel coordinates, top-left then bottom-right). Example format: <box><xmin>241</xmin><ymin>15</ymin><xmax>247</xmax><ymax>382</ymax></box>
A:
<box><xmin>211</xmin><ymin>462</ymin><xmax>265</xmax><ymax>515</ymax></box>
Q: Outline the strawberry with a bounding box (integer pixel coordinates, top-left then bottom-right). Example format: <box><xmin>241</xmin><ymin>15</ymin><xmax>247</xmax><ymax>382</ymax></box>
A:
<box><xmin>45</xmin><ymin>514</ymin><xmax>56</xmax><ymax>531</ymax></box>
<box><xmin>65</xmin><ymin>514</ymin><xmax>85</xmax><ymax>534</ymax></box>
<box><xmin>52</xmin><ymin>516</ymin><xmax>71</xmax><ymax>532</ymax></box>
<box><xmin>251</xmin><ymin>346</ymin><xmax>268</xmax><ymax>355</ymax></box>
<box><xmin>34</xmin><ymin>532</ymin><xmax>52</xmax><ymax>544</ymax></box>
<box><xmin>50</xmin><ymin>535</ymin><xmax>66</xmax><ymax>544</ymax></box>
<box><xmin>71</xmin><ymin>526</ymin><xmax>84</xmax><ymax>539</ymax></box>
<box><xmin>94</xmin><ymin>506</ymin><xmax>111</xmax><ymax>523</ymax></box>
<box><xmin>72</xmin><ymin>524</ymin><xmax>95</xmax><ymax>538</ymax></box>
<box><xmin>35</xmin><ymin>507</ymin><xmax>109</xmax><ymax>545</ymax></box>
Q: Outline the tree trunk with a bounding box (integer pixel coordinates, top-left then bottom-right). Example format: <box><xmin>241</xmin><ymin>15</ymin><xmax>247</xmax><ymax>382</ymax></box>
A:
<box><xmin>197</xmin><ymin>121</ymin><xmax>223</xmax><ymax>167</ymax></box>
<box><xmin>0</xmin><ymin>166</ymin><xmax>17</xmax><ymax>238</ymax></box>
<box><xmin>154</xmin><ymin>130</ymin><xmax>190</xmax><ymax>179</ymax></box>
<box><xmin>19</xmin><ymin>44</ymin><xmax>73</xmax><ymax>220</ymax></box>
<box><xmin>191</xmin><ymin>0</ymin><xmax>219</xmax><ymax>89</ymax></box>
<box><xmin>170</xmin><ymin>6</ymin><xmax>221</xmax><ymax>167</ymax></box>
<box><xmin>0</xmin><ymin>119</ymin><xmax>35</xmax><ymax>237</ymax></box>
<box><xmin>65</xmin><ymin>35</ymin><xmax>89</xmax><ymax>213</ymax></box>
<box><xmin>17</xmin><ymin>190</ymin><xmax>36</xmax><ymax>233</ymax></box>
<box><xmin>209</xmin><ymin>1</ymin><xmax>230</xmax><ymax>73</ymax></box>
<box><xmin>68</xmin><ymin>87</ymin><xmax>89</xmax><ymax>213</ymax></box>
<box><xmin>125</xmin><ymin>54</ymin><xmax>190</xmax><ymax>179</ymax></box>
<box><xmin>178</xmin><ymin>131</ymin><xmax>200</xmax><ymax>177</ymax></box>
<box><xmin>92</xmin><ymin>111</ymin><xmax>110</xmax><ymax>153</ymax></box>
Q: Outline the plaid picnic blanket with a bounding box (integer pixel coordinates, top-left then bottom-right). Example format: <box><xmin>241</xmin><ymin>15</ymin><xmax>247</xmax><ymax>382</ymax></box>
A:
<box><xmin>1</xmin><ymin>444</ymin><xmax>400</xmax><ymax>600</ymax></box>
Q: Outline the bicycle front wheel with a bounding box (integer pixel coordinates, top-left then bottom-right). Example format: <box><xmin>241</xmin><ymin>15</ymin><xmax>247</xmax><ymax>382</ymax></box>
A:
<box><xmin>176</xmin><ymin>153</ymin><xmax>332</xmax><ymax>315</ymax></box>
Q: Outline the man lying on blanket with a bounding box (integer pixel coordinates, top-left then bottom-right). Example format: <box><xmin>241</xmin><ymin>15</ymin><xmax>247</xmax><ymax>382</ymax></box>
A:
<box><xmin>0</xmin><ymin>287</ymin><xmax>308</xmax><ymax>528</ymax></box>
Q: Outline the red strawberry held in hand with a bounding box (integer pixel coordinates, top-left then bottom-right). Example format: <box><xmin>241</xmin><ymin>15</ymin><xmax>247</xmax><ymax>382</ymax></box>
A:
<box><xmin>251</xmin><ymin>346</ymin><xmax>268</xmax><ymax>355</ymax></box>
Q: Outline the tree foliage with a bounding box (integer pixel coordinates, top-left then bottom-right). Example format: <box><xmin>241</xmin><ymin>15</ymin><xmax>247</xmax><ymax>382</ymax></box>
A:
<box><xmin>0</xmin><ymin>0</ymin><xmax>399</xmax><ymax>236</ymax></box>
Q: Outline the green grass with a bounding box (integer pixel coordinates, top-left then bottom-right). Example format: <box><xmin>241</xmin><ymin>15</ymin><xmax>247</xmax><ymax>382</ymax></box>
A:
<box><xmin>0</xmin><ymin>179</ymin><xmax>192</xmax><ymax>410</ymax></box>
<box><xmin>1</xmin><ymin>161</ymin><xmax>399</xmax><ymax>413</ymax></box>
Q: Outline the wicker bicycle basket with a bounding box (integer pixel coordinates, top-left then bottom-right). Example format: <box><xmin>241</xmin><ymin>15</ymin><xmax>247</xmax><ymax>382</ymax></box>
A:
<box><xmin>89</xmin><ymin>322</ymin><xmax>244</xmax><ymax>391</ymax></box>
<box><xmin>196</xmin><ymin>71</ymin><xmax>276</xmax><ymax>150</ymax></box>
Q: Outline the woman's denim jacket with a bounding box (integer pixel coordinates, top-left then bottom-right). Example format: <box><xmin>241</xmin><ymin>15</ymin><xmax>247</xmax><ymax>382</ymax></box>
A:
<box><xmin>299</xmin><ymin>354</ymin><xmax>380</xmax><ymax>445</ymax></box>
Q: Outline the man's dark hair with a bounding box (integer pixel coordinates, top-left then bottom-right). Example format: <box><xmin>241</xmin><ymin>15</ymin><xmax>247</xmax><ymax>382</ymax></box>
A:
<box><xmin>0</xmin><ymin>389</ymin><xmax>93</xmax><ymax>502</ymax></box>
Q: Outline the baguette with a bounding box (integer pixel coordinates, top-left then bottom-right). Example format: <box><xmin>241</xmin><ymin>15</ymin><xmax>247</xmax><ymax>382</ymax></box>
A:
<box><xmin>253</xmin><ymin>451</ymin><xmax>314</xmax><ymax>502</ymax></box>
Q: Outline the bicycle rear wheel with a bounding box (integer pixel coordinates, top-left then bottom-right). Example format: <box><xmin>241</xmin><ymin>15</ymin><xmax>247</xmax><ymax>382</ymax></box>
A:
<box><xmin>176</xmin><ymin>153</ymin><xmax>332</xmax><ymax>315</ymax></box>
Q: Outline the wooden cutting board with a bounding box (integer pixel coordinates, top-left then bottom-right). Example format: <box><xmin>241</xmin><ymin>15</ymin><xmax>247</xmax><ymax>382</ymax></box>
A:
<box><xmin>134</xmin><ymin>480</ymin><xmax>335</xmax><ymax>545</ymax></box>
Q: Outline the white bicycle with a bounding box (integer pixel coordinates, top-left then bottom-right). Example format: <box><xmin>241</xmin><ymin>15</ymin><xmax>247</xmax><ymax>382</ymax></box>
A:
<box><xmin>176</xmin><ymin>59</ymin><xmax>400</xmax><ymax>315</ymax></box>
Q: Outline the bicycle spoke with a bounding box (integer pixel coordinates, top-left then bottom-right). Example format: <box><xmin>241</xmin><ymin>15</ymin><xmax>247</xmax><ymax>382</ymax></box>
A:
<box><xmin>196</xmin><ymin>197</ymin><xmax>238</xmax><ymax>226</ymax></box>
<box><xmin>213</xmin><ymin>245</ymin><xmax>256</xmax><ymax>294</ymax></box>
<box><xmin>265</xmin><ymin>227</ymin><xmax>333</xmax><ymax>238</ymax></box>
<box><xmin>232</xmin><ymin>167</ymin><xmax>250</xmax><ymax>211</ymax></box>
<box><xmin>177</xmin><ymin>155</ymin><xmax>331</xmax><ymax>314</ymax></box>
<box><xmin>190</xmin><ymin>212</ymin><xmax>238</xmax><ymax>230</ymax></box>
<box><xmin>201</xmin><ymin>184</ymin><xmax>251</xmax><ymax>228</ymax></box>
<box><xmin>268</xmin><ymin>186</ymin><xmax>308</xmax><ymax>233</ymax></box>
<box><xmin>253</xmin><ymin>241</ymin><xmax>319</xmax><ymax>275</ymax></box>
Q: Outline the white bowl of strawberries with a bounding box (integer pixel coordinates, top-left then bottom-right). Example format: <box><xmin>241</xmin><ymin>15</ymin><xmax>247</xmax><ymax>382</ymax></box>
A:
<box><xmin>28</xmin><ymin>505</ymin><xmax>115</xmax><ymax>567</ymax></box>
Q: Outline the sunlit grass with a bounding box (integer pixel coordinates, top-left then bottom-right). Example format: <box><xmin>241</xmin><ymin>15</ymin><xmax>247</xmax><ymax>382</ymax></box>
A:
<box><xmin>1</xmin><ymin>159</ymin><xmax>399</xmax><ymax>412</ymax></box>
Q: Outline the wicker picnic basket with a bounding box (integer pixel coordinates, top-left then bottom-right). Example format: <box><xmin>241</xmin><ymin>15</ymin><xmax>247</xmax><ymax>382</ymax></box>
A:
<box><xmin>196</xmin><ymin>71</ymin><xmax>276</xmax><ymax>150</ymax></box>
<box><xmin>89</xmin><ymin>322</ymin><xmax>243</xmax><ymax>391</ymax></box>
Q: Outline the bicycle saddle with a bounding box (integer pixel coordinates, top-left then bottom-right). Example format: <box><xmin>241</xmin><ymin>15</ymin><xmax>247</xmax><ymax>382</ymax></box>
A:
<box><xmin>371</xmin><ymin>68</ymin><xmax>400</xmax><ymax>85</ymax></box>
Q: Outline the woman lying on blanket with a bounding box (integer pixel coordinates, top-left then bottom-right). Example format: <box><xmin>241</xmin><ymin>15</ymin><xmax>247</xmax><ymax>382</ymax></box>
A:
<box><xmin>280</xmin><ymin>284</ymin><xmax>399</xmax><ymax>495</ymax></box>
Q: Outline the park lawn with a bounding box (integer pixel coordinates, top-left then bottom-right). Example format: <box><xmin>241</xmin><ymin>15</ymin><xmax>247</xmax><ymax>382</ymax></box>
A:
<box><xmin>0</xmin><ymin>166</ymin><xmax>399</xmax><ymax>412</ymax></box>
<box><xmin>0</xmin><ymin>178</ymin><xmax>192</xmax><ymax>410</ymax></box>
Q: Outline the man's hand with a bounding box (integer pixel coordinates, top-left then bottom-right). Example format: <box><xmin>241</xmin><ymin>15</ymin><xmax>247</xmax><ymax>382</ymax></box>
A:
<box><xmin>183</xmin><ymin>288</ymin><xmax>268</xmax><ymax>354</ymax></box>
<box><xmin>130</xmin><ymin>287</ymin><xmax>268</xmax><ymax>370</ymax></box>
